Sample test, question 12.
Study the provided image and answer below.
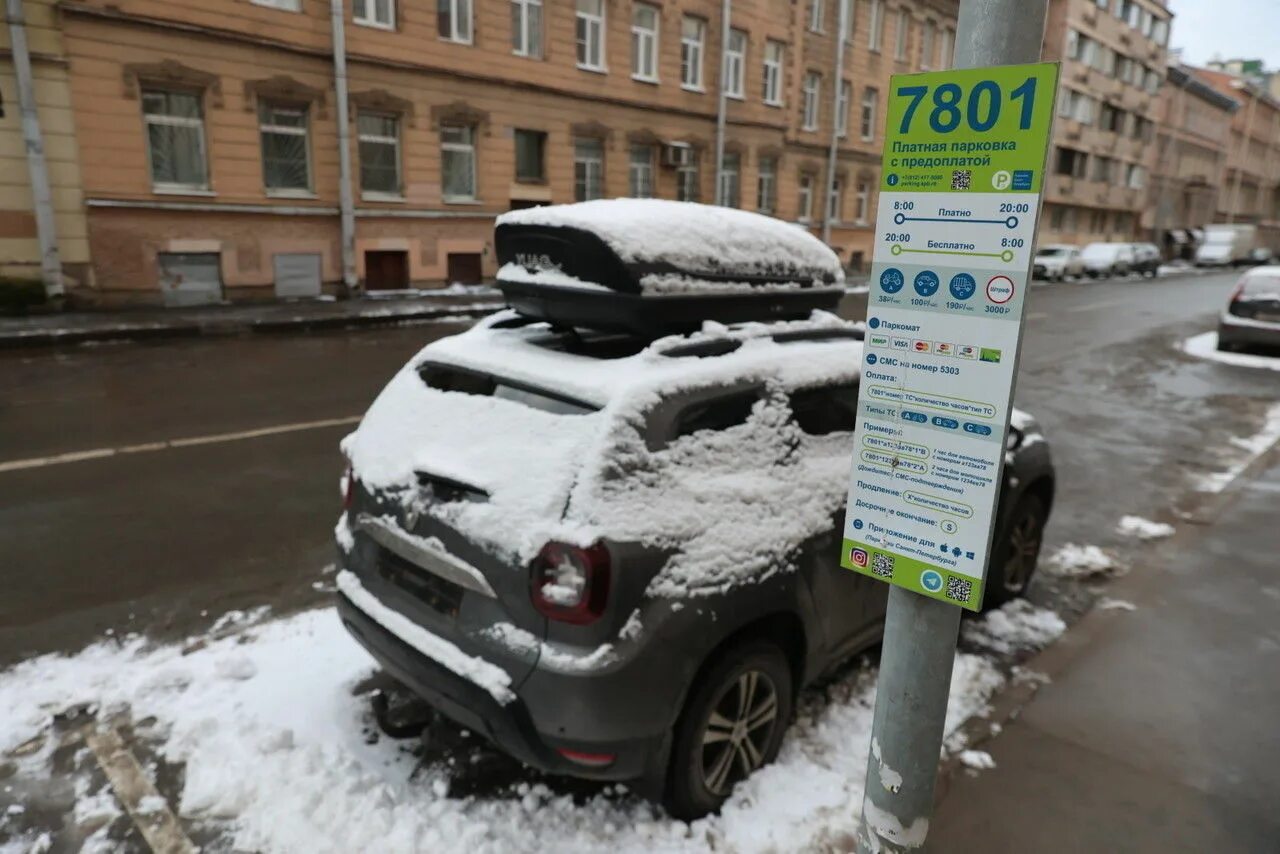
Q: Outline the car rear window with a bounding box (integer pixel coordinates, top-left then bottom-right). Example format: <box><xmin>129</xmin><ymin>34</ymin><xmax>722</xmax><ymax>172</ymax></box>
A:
<box><xmin>1241</xmin><ymin>275</ymin><xmax>1280</xmax><ymax>298</ymax></box>
<box><xmin>672</xmin><ymin>390</ymin><xmax>760</xmax><ymax>440</ymax></box>
<box><xmin>419</xmin><ymin>363</ymin><xmax>598</xmax><ymax>416</ymax></box>
<box><xmin>789</xmin><ymin>384</ymin><xmax>859</xmax><ymax>435</ymax></box>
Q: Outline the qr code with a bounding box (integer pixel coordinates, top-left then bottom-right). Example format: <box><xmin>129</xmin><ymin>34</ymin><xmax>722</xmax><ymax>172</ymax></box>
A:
<box><xmin>872</xmin><ymin>553</ymin><xmax>895</xmax><ymax>578</ymax></box>
<box><xmin>946</xmin><ymin>575</ymin><xmax>973</xmax><ymax>602</ymax></box>
<box><xmin>951</xmin><ymin>170</ymin><xmax>972</xmax><ymax>191</ymax></box>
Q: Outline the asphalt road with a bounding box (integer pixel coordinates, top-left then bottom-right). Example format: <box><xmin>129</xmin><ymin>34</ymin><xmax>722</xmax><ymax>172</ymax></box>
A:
<box><xmin>1</xmin><ymin>270</ymin><xmax>1274</xmax><ymax>664</ymax></box>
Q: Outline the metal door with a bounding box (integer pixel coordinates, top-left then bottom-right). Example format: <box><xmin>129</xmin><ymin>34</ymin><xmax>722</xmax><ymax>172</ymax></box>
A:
<box><xmin>273</xmin><ymin>253</ymin><xmax>322</xmax><ymax>299</ymax></box>
<box><xmin>158</xmin><ymin>253</ymin><xmax>222</xmax><ymax>307</ymax></box>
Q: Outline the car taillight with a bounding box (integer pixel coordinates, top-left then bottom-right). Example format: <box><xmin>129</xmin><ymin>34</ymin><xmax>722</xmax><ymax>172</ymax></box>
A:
<box><xmin>342</xmin><ymin>464</ymin><xmax>355</xmax><ymax>510</ymax></box>
<box><xmin>1228</xmin><ymin>282</ymin><xmax>1245</xmax><ymax>304</ymax></box>
<box><xmin>530</xmin><ymin>542</ymin><xmax>610</xmax><ymax>625</ymax></box>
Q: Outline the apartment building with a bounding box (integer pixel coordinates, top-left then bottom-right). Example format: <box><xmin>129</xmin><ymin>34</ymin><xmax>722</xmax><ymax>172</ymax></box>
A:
<box><xmin>1</xmin><ymin>0</ymin><xmax>91</xmax><ymax>288</ymax></box>
<box><xmin>1038</xmin><ymin>0</ymin><xmax>1171</xmax><ymax>247</ymax></box>
<box><xmin>53</xmin><ymin>0</ymin><xmax>956</xmax><ymax>306</ymax></box>
<box><xmin>1146</xmin><ymin>64</ymin><xmax>1238</xmax><ymax>258</ymax></box>
<box><xmin>1196</xmin><ymin>67</ymin><xmax>1280</xmax><ymax>251</ymax></box>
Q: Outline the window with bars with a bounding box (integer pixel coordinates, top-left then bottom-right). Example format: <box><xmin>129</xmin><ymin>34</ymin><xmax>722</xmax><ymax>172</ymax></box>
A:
<box><xmin>717</xmin><ymin>151</ymin><xmax>740</xmax><ymax>208</ymax></box>
<box><xmin>802</xmin><ymin>72</ymin><xmax>821</xmax><ymax>131</ymax></box>
<box><xmin>353</xmin><ymin>0</ymin><xmax>394</xmax><ymax>29</ymax></box>
<box><xmin>725</xmin><ymin>30</ymin><xmax>747</xmax><ymax>99</ymax></box>
<box><xmin>514</xmin><ymin>129</ymin><xmax>546</xmax><ymax>183</ymax></box>
<box><xmin>259</xmin><ymin>102</ymin><xmax>311</xmax><ymax>193</ymax></box>
<box><xmin>629</xmin><ymin>145</ymin><xmax>654</xmax><ymax>197</ymax></box>
<box><xmin>142</xmin><ymin>89</ymin><xmax>209</xmax><ymax>191</ymax></box>
<box><xmin>576</xmin><ymin>0</ymin><xmax>606</xmax><ymax>71</ymax></box>
<box><xmin>763</xmin><ymin>41</ymin><xmax>784</xmax><ymax>106</ymax></box>
<box><xmin>632</xmin><ymin>4</ymin><xmax>660</xmax><ymax>81</ymax></box>
<box><xmin>441</xmin><ymin>124</ymin><xmax>477</xmax><ymax>201</ymax></box>
<box><xmin>511</xmin><ymin>0</ymin><xmax>542</xmax><ymax>57</ymax></box>
<box><xmin>358</xmin><ymin>112</ymin><xmax>401</xmax><ymax>196</ymax></box>
<box><xmin>574</xmin><ymin>137</ymin><xmax>604</xmax><ymax>201</ymax></box>
<box><xmin>757</xmin><ymin>156</ymin><xmax>777</xmax><ymax>215</ymax></box>
<box><xmin>438</xmin><ymin>0</ymin><xmax>473</xmax><ymax>43</ymax></box>
<box><xmin>681</xmin><ymin>17</ymin><xmax>705</xmax><ymax>90</ymax></box>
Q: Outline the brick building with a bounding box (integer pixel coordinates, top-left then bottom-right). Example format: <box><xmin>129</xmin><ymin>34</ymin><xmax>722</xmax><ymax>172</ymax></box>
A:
<box><xmin>1037</xmin><ymin>0</ymin><xmax>1171</xmax><ymax>247</ymax></box>
<box><xmin>53</xmin><ymin>0</ymin><xmax>958</xmax><ymax>306</ymax></box>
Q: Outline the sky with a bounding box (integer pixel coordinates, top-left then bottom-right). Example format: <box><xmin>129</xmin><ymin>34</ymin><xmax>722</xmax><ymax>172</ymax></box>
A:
<box><xmin>1166</xmin><ymin>0</ymin><xmax>1280</xmax><ymax>68</ymax></box>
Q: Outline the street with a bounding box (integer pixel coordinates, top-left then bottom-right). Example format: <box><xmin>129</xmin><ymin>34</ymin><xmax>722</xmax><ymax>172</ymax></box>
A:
<box><xmin>2</xmin><ymin>269</ymin><xmax>1279</xmax><ymax>852</ymax></box>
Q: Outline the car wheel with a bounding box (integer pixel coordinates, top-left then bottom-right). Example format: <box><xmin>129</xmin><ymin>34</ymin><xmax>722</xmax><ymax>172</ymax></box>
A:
<box><xmin>985</xmin><ymin>493</ymin><xmax>1048</xmax><ymax>609</ymax></box>
<box><xmin>664</xmin><ymin>641</ymin><xmax>793</xmax><ymax>820</ymax></box>
<box><xmin>1217</xmin><ymin>336</ymin><xmax>1237</xmax><ymax>352</ymax></box>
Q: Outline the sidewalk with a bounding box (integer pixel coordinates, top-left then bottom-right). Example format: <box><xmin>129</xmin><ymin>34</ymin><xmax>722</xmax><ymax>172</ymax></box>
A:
<box><xmin>0</xmin><ymin>289</ymin><xmax>504</xmax><ymax>349</ymax></box>
<box><xmin>932</xmin><ymin>459</ymin><xmax>1280</xmax><ymax>852</ymax></box>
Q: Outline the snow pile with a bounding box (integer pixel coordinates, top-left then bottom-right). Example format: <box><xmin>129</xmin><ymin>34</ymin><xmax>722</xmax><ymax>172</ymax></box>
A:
<box><xmin>1181</xmin><ymin>332</ymin><xmax>1280</xmax><ymax>373</ymax></box>
<box><xmin>0</xmin><ymin>608</ymin><xmax>1010</xmax><ymax>854</ymax></box>
<box><xmin>957</xmin><ymin>750</ymin><xmax>996</xmax><ymax>771</ymax></box>
<box><xmin>1116</xmin><ymin>516</ymin><xmax>1174</xmax><ymax>540</ymax></box>
<box><xmin>961</xmin><ymin>600</ymin><xmax>1066</xmax><ymax>656</ymax></box>
<box><xmin>1098</xmin><ymin>598</ymin><xmax>1137</xmax><ymax>612</ymax></box>
<box><xmin>1044</xmin><ymin>544</ymin><xmax>1122</xmax><ymax>578</ymax></box>
<box><xmin>498</xmin><ymin>199</ymin><xmax>843</xmax><ymax>288</ymax></box>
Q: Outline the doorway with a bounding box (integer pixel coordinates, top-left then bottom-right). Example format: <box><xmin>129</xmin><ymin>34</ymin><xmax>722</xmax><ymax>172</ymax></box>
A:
<box><xmin>364</xmin><ymin>250</ymin><xmax>409</xmax><ymax>290</ymax></box>
<box><xmin>446</xmin><ymin>252</ymin><xmax>483</xmax><ymax>285</ymax></box>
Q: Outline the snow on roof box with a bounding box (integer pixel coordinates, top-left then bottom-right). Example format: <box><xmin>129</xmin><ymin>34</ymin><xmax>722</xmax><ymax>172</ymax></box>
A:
<box><xmin>495</xmin><ymin>199</ymin><xmax>845</xmax><ymax>337</ymax></box>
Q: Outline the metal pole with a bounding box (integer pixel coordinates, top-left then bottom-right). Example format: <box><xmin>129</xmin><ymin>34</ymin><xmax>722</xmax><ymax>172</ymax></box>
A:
<box><xmin>1226</xmin><ymin>86</ymin><xmax>1256</xmax><ymax>225</ymax></box>
<box><xmin>854</xmin><ymin>2</ymin><xmax>1046</xmax><ymax>852</ymax></box>
<box><xmin>330</xmin><ymin>0</ymin><xmax>358</xmax><ymax>295</ymax></box>
<box><xmin>823</xmin><ymin>0</ymin><xmax>850</xmax><ymax>245</ymax></box>
<box><xmin>6</xmin><ymin>0</ymin><xmax>64</xmax><ymax>300</ymax></box>
<box><xmin>714</xmin><ymin>0</ymin><xmax>731</xmax><ymax>205</ymax></box>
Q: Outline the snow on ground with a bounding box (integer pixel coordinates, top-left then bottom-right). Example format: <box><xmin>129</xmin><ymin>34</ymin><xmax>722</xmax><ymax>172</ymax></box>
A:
<box><xmin>957</xmin><ymin>750</ymin><xmax>996</xmax><ymax>771</ymax></box>
<box><xmin>1181</xmin><ymin>331</ymin><xmax>1280</xmax><ymax>373</ymax></box>
<box><xmin>0</xmin><ymin>595</ymin><xmax>1067</xmax><ymax>854</ymax></box>
<box><xmin>960</xmin><ymin>600</ymin><xmax>1066</xmax><ymax>656</ymax></box>
<box><xmin>1115</xmin><ymin>516</ymin><xmax>1175</xmax><ymax>540</ymax></box>
<box><xmin>1098</xmin><ymin>598</ymin><xmax>1137</xmax><ymax>612</ymax></box>
<box><xmin>1190</xmin><ymin>402</ymin><xmax>1280</xmax><ymax>493</ymax></box>
<box><xmin>1043</xmin><ymin>543</ymin><xmax>1122</xmax><ymax>578</ymax></box>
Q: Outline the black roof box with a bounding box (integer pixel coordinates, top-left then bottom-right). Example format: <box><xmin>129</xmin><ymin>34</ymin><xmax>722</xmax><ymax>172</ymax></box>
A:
<box><xmin>495</xmin><ymin>200</ymin><xmax>844</xmax><ymax>337</ymax></box>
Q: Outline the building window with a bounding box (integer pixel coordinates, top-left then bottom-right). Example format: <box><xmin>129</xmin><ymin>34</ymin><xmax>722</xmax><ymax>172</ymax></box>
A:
<box><xmin>763</xmin><ymin>40</ymin><xmax>784</xmax><ymax>106</ymax></box>
<box><xmin>677</xmin><ymin>152</ymin><xmax>700</xmax><ymax>202</ymax></box>
<box><xmin>718</xmin><ymin>151</ymin><xmax>740</xmax><ymax>208</ymax></box>
<box><xmin>353</xmin><ymin>0</ymin><xmax>394</xmax><ymax>29</ymax></box>
<box><xmin>920</xmin><ymin>19</ymin><xmax>935</xmax><ymax>69</ymax></box>
<box><xmin>511</xmin><ymin>0</ymin><xmax>543</xmax><ymax>58</ymax></box>
<box><xmin>893</xmin><ymin>8</ymin><xmax>909</xmax><ymax>60</ymax></box>
<box><xmin>142</xmin><ymin>89</ymin><xmax>209</xmax><ymax>191</ymax></box>
<box><xmin>574</xmin><ymin>137</ymin><xmax>604</xmax><ymax>201</ymax></box>
<box><xmin>1049</xmin><ymin>204</ymin><xmax>1064</xmax><ymax>230</ymax></box>
<box><xmin>253</xmin><ymin>0</ymin><xmax>300</xmax><ymax>10</ymax></box>
<box><xmin>867</xmin><ymin>0</ymin><xmax>883</xmax><ymax>51</ymax></box>
<box><xmin>809</xmin><ymin>0</ymin><xmax>825</xmax><ymax>33</ymax></box>
<box><xmin>939</xmin><ymin>27</ymin><xmax>953</xmax><ymax>67</ymax></box>
<box><xmin>632</xmin><ymin>4</ymin><xmax>660</xmax><ymax>81</ymax></box>
<box><xmin>681</xmin><ymin>17</ymin><xmax>706</xmax><ymax>90</ymax></box>
<box><xmin>725</xmin><ymin>29</ymin><xmax>747</xmax><ymax>99</ymax></box>
<box><xmin>1092</xmin><ymin>155</ymin><xmax>1113</xmax><ymax>183</ymax></box>
<box><xmin>1126</xmin><ymin>163</ymin><xmax>1146</xmax><ymax>189</ymax></box>
<box><xmin>827</xmin><ymin>178</ymin><xmax>843</xmax><ymax>223</ymax></box>
<box><xmin>576</xmin><ymin>0</ymin><xmax>606</xmax><ymax>71</ymax></box>
<box><xmin>629</xmin><ymin>145</ymin><xmax>654</xmax><ymax>197</ymax></box>
<box><xmin>836</xmin><ymin>80</ymin><xmax>851</xmax><ymax>138</ymax></box>
<box><xmin>860</xmin><ymin>86</ymin><xmax>878</xmax><ymax>141</ymax></box>
<box><xmin>514</xmin><ymin>129</ymin><xmax>546</xmax><ymax>183</ymax></box>
<box><xmin>438</xmin><ymin>0</ymin><xmax>472</xmax><ymax>43</ymax></box>
<box><xmin>1054</xmin><ymin>146</ymin><xmax>1088</xmax><ymax>179</ymax></box>
<box><xmin>842</xmin><ymin>0</ymin><xmax>856</xmax><ymax>43</ymax></box>
<box><xmin>757</xmin><ymin>156</ymin><xmax>776</xmax><ymax>215</ymax></box>
<box><xmin>798</xmin><ymin>174</ymin><xmax>814</xmax><ymax>222</ymax></box>
<box><xmin>441</xmin><ymin>124</ymin><xmax>477</xmax><ymax>201</ymax></box>
<box><xmin>855</xmin><ymin>181</ymin><xmax>869</xmax><ymax>224</ymax></box>
<box><xmin>358</xmin><ymin>112</ymin><xmax>401</xmax><ymax>196</ymax></box>
<box><xmin>802</xmin><ymin>72</ymin><xmax>821</xmax><ymax>131</ymax></box>
<box><xmin>259</xmin><ymin>102</ymin><xmax>310</xmax><ymax>194</ymax></box>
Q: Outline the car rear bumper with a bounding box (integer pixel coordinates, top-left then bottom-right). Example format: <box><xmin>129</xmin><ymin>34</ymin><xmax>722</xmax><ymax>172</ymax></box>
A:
<box><xmin>1219</xmin><ymin>314</ymin><xmax>1280</xmax><ymax>348</ymax></box>
<box><xmin>337</xmin><ymin>592</ymin><xmax>665</xmax><ymax>782</ymax></box>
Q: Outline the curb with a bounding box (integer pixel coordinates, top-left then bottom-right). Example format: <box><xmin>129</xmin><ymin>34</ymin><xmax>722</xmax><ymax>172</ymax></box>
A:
<box><xmin>0</xmin><ymin>302</ymin><xmax>504</xmax><ymax>350</ymax></box>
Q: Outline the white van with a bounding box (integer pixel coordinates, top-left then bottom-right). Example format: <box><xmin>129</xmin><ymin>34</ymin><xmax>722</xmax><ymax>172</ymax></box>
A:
<box><xmin>1196</xmin><ymin>224</ymin><xmax>1257</xmax><ymax>267</ymax></box>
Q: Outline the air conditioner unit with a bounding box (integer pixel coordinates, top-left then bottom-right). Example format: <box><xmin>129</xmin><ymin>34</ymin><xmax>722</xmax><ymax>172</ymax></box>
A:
<box><xmin>662</xmin><ymin>143</ymin><xmax>693</xmax><ymax>167</ymax></box>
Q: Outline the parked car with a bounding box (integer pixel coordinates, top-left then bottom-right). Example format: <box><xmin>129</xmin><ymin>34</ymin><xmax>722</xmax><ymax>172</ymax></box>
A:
<box><xmin>1130</xmin><ymin>243</ymin><xmax>1161</xmax><ymax>277</ymax></box>
<box><xmin>1196</xmin><ymin>223</ymin><xmax>1258</xmax><ymax>267</ymax></box>
<box><xmin>334</xmin><ymin>310</ymin><xmax>1057</xmax><ymax>818</ymax></box>
<box><xmin>1218</xmin><ymin>266</ymin><xmax>1280</xmax><ymax>352</ymax></box>
<box><xmin>1245</xmin><ymin>247</ymin><xmax>1275</xmax><ymax>266</ymax></box>
<box><xmin>1032</xmin><ymin>244</ymin><xmax>1084</xmax><ymax>281</ymax></box>
<box><xmin>1080</xmin><ymin>242</ymin><xmax>1135</xmax><ymax>278</ymax></box>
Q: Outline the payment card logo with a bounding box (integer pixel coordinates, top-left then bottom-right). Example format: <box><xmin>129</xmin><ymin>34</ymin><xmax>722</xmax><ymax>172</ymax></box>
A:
<box><xmin>913</xmin><ymin>339</ymin><xmax>931</xmax><ymax>353</ymax></box>
<box><xmin>956</xmin><ymin>344</ymin><xmax>978</xmax><ymax>359</ymax></box>
<box><xmin>979</xmin><ymin>347</ymin><xmax>1002</xmax><ymax>363</ymax></box>
<box><xmin>850</xmin><ymin>548</ymin><xmax>869</xmax><ymax>568</ymax></box>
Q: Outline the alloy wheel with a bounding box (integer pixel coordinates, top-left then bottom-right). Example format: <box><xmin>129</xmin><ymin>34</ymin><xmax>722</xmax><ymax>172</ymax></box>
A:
<box><xmin>699</xmin><ymin>670</ymin><xmax>780</xmax><ymax>796</ymax></box>
<box><xmin>1003</xmin><ymin>509</ymin><xmax>1043</xmax><ymax>593</ymax></box>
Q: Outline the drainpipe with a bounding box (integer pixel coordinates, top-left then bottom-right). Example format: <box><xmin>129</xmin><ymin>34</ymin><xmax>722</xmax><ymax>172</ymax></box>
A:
<box><xmin>6</xmin><ymin>0</ymin><xmax>63</xmax><ymax>299</ymax></box>
<box><xmin>714</xmin><ymin>0</ymin><xmax>731</xmax><ymax>205</ymax></box>
<box><xmin>822</xmin><ymin>0</ymin><xmax>851</xmax><ymax>245</ymax></box>
<box><xmin>330</xmin><ymin>0</ymin><xmax>358</xmax><ymax>295</ymax></box>
<box><xmin>1226</xmin><ymin>84</ymin><xmax>1257</xmax><ymax>225</ymax></box>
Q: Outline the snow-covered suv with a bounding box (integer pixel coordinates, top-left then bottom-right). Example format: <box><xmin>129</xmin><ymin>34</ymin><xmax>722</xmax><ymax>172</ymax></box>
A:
<box><xmin>333</xmin><ymin>310</ymin><xmax>1055</xmax><ymax>819</ymax></box>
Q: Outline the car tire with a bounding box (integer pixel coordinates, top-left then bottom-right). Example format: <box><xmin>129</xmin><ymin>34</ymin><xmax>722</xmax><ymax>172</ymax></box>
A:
<box><xmin>1217</xmin><ymin>336</ymin><xmax>1237</xmax><ymax>352</ymax></box>
<box><xmin>663</xmin><ymin>641</ymin><xmax>794</xmax><ymax>821</ymax></box>
<box><xmin>985</xmin><ymin>493</ymin><xmax>1048</xmax><ymax>610</ymax></box>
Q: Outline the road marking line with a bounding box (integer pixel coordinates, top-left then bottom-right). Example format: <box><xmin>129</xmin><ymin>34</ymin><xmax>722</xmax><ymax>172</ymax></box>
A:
<box><xmin>83</xmin><ymin>725</ymin><xmax>198</xmax><ymax>854</ymax></box>
<box><xmin>0</xmin><ymin>415</ymin><xmax>361</xmax><ymax>474</ymax></box>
